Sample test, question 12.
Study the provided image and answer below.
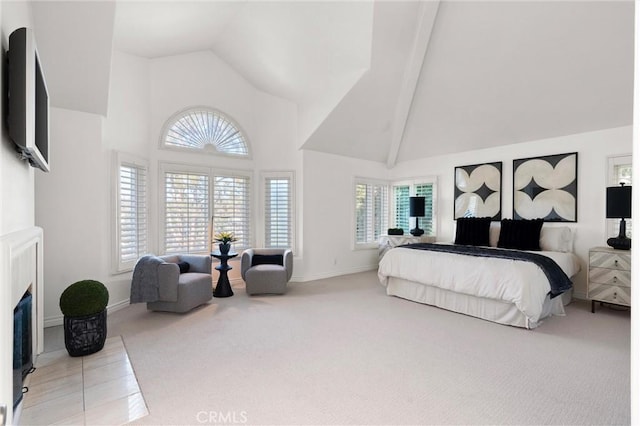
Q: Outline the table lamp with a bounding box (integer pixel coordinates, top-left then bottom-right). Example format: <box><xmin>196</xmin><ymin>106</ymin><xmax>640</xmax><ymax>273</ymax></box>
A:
<box><xmin>409</xmin><ymin>196</ymin><xmax>425</xmax><ymax>236</ymax></box>
<box><xmin>606</xmin><ymin>182</ymin><xmax>631</xmax><ymax>250</ymax></box>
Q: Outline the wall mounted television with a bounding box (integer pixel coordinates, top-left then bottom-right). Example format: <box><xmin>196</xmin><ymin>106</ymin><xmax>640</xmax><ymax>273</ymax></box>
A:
<box><xmin>7</xmin><ymin>27</ymin><xmax>50</xmax><ymax>172</ymax></box>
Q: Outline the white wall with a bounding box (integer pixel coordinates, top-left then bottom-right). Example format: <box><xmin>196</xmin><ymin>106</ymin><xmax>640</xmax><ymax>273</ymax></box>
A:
<box><xmin>389</xmin><ymin>125</ymin><xmax>632</xmax><ymax>298</ymax></box>
<box><xmin>35</xmin><ymin>108</ymin><xmax>107</xmax><ymax>323</ymax></box>
<box><xmin>302</xmin><ymin>150</ymin><xmax>389</xmax><ymax>280</ymax></box>
<box><xmin>35</xmin><ymin>51</ymin><xmax>151</xmax><ymax>325</ymax></box>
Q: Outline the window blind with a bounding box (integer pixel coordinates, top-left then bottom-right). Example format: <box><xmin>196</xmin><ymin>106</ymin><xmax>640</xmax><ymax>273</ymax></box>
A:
<box><xmin>394</xmin><ymin>185</ymin><xmax>410</xmax><ymax>231</ymax></box>
<box><xmin>213</xmin><ymin>175</ymin><xmax>251</xmax><ymax>251</ymax></box>
<box><xmin>416</xmin><ymin>183</ymin><xmax>434</xmax><ymax>234</ymax></box>
<box><xmin>355</xmin><ymin>182</ymin><xmax>388</xmax><ymax>245</ymax></box>
<box><xmin>164</xmin><ymin>171</ymin><xmax>210</xmax><ymax>253</ymax></box>
<box><xmin>119</xmin><ymin>163</ymin><xmax>147</xmax><ymax>265</ymax></box>
<box><xmin>614</xmin><ymin>162</ymin><xmax>632</xmax><ymax>238</ymax></box>
<box><xmin>265</xmin><ymin>176</ymin><xmax>292</xmax><ymax>248</ymax></box>
<box><xmin>393</xmin><ymin>181</ymin><xmax>434</xmax><ymax>235</ymax></box>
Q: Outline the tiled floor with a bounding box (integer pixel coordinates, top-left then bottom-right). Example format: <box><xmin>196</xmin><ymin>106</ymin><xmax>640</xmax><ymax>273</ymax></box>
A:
<box><xmin>17</xmin><ymin>336</ymin><xmax>148</xmax><ymax>425</ymax></box>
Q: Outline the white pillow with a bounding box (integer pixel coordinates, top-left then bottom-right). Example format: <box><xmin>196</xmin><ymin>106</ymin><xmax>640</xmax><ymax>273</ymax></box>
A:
<box><xmin>539</xmin><ymin>226</ymin><xmax>572</xmax><ymax>252</ymax></box>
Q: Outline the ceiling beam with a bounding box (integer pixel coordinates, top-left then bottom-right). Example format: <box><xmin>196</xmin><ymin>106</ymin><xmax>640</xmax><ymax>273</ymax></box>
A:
<box><xmin>386</xmin><ymin>1</ymin><xmax>440</xmax><ymax>169</ymax></box>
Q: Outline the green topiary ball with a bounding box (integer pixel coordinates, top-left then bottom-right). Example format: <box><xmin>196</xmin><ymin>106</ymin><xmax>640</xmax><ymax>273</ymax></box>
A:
<box><xmin>59</xmin><ymin>280</ymin><xmax>109</xmax><ymax>317</ymax></box>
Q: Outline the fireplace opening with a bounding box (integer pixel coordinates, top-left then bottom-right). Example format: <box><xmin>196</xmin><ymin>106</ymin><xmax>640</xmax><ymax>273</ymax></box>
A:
<box><xmin>13</xmin><ymin>290</ymin><xmax>34</xmax><ymax>409</ymax></box>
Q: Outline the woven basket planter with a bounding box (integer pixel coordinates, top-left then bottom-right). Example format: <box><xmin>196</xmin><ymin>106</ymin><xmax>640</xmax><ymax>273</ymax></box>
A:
<box><xmin>63</xmin><ymin>309</ymin><xmax>107</xmax><ymax>357</ymax></box>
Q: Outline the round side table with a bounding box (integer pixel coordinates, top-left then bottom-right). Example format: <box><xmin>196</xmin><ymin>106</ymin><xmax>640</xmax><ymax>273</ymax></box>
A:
<box><xmin>211</xmin><ymin>251</ymin><xmax>238</xmax><ymax>297</ymax></box>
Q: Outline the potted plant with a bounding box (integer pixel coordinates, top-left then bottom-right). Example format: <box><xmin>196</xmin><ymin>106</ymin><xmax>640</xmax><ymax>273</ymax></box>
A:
<box><xmin>59</xmin><ymin>279</ymin><xmax>109</xmax><ymax>357</ymax></box>
<box><xmin>213</xmin><ymin>231</ymin><xmax>237</xmax><ymax>255</ymax></box>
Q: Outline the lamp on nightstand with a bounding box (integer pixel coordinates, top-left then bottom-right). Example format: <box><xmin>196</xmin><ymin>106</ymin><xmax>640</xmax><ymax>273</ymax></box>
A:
<box><xmin>606</xmin><ymin>182</ymin><xmax>632</xmax><ymax>250</ymax></box>
<box><xmin>409</xmin><ymin>196</ymin><xmax>425</xmax><ymax>236</ymax></box>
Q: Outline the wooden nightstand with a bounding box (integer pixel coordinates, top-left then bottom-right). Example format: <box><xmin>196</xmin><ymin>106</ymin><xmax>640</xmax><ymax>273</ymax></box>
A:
<box><xmin>588</xmin><ymin>246</ymin><xmax>631</xmax><ymax>313</ymax></box>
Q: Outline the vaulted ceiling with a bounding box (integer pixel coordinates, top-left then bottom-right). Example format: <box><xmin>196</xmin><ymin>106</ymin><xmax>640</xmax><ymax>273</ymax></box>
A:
<box><xmin>29</xmin><ymin>0</ymin><xmax>634</xmax><ymax>166</ymax></box>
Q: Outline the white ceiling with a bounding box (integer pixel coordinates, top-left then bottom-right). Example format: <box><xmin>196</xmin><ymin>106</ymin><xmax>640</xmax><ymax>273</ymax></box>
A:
<box><xmin>29</xmin><ymin>0</ymin><xmax>634</xmax><ymax>164</ymax></box>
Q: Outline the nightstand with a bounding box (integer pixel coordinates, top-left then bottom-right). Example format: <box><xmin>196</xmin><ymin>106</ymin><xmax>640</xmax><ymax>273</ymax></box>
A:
<box><xmin>378</xmin><ymin>235</ymin><xmax>435</xmax><ymax>261</ymax></box>
<box><xmin>588</xmin><ymin>246</ymin><xmax>631</xmax><ymax>313</ymax></box>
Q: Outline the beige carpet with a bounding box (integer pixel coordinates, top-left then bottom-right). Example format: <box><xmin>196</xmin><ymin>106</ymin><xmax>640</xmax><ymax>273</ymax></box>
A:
<box><xmin>101</xmin><ymin>270</ymin><xmax>629</xmax><ymax>425</ymax></box>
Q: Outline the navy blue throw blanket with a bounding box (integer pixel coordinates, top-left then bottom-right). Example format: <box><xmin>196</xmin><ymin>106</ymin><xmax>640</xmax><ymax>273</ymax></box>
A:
<box><xmin>400</xmin><ymin>243</ymin><xmax>572</xmax><ymax>298</ymax></box>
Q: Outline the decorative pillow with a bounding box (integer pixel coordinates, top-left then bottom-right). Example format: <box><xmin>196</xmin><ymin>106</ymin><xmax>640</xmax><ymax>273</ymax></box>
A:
<box><xmin>454</xmin><ymin>217</ymin><xmax>492</xmax><ymax>246</ymax></box>
<box><xmin>539</xmin><ymin>226</ymin><xmax>572</xmax><ymax>252</ymax></box>
<box><xmin>497</xmin><ymin>219</ymin><xmax>544</xmax><ymax>250</ymax></box>
<box><xmin>177</xmin><ymin>261</ymin><xmax>190</xmax><ymax>273</ymax></box>
<box><xmin>251</xmin><ymin>254</ymin><xmax>284</xmax><ymax>267</ymax></box>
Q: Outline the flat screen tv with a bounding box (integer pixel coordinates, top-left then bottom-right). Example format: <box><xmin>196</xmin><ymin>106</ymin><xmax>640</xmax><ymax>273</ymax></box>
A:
<box><xmin>7</xmin><ymin>27</ymin><xmax>50</xmax><ymax>172</ymax></box>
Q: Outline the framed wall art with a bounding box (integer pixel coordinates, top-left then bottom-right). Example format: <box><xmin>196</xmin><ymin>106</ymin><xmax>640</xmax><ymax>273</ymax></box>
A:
<box><xmin>513</xmin><ymin>152</ymin><xmax>577</xmax><ymax>222</ymax></box>
<box><xmin>454</xmin><ymin>162</ymin><xmax>502</xmax><ymax>220</ymax></box>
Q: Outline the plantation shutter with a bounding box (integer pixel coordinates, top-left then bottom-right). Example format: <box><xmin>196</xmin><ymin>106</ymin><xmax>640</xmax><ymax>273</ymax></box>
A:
<box><xmin>416</xmin><ymin>183</ymin><xmax>434</xmax><ymax>234</ymax></box>
<box><xmin>613</xmin><ymin>162</ymin><xmax>632</xmax><ymax>238</ymax></box>
<box><xmin>164</xmin><ymin>171</ymin><xmax>210</xmax><ymax>253</ymax></box>
<box><xmin>392</xmin><ymin>180</ymin><xmax>436</xmax><ymax>235</ymax></box>
<box><xmin>355</xmin><ymin>181</ymin><xmax>388</xmax><ymax>245</ymax></box>
<box><xmin>265</xmin><ymin>176</ymin><xmax>292</xmax><ymax>248</ymax></box>
<box><xmin>119</xmin><ymin>163</ymin><xmax>147</xmax><ymax>265</ymax></box>
<box><xmin>394</xmin><ymin>185</ymin><xmax>410</xmax><ymax>231</ymax></box>
<box><xmin>213</xmin><ymin>175</ymin><xmax>251</xmax><ymax>251</ymax></box>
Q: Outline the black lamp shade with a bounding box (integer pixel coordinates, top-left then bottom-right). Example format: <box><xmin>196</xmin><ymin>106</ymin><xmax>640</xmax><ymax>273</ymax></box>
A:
<box><xmin>409</xmin><ymin>196</ymin><xmax>425</xmax><ymax>217</ymax></box>
<box><xmin>606</xmin><ymin>185</ymin><xmax>631</xmax><ymax>219</ymax></box>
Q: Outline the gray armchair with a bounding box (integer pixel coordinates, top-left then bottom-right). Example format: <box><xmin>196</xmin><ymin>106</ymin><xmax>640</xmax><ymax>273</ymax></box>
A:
<box><xmin>241</xmin><ymin>249</ymin><xmax>293</xmax><ymax>295</ymax></box>
<box><xmin>146</xmin><ymin>254</ymin><xmax>212</xmax><ymax>313</ymax></box>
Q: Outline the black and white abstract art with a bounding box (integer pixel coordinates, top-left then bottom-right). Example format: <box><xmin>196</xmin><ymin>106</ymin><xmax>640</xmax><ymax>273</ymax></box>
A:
<box><xmin>454</xmin><ymin>162</ymin><xmax>502</xmax><ymax>220</ymax></box>
<box><xmin>513</xmin><ymin>152</ymin><xmax>578</xmax><ymax>222</ymax></box>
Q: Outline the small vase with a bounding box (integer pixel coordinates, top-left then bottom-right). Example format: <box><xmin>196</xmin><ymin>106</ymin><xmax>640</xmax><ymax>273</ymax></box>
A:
<box><xmin>219</xmin><ymin>243</ymin><xmax>231</xmax><ymax>255</ymax></box>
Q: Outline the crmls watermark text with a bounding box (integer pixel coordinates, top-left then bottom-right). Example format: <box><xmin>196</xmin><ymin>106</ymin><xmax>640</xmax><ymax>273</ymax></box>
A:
<box><xmin>196</xmin><ymin>411</ymin><xmax>248</xmax><ymax>424</ymax></box>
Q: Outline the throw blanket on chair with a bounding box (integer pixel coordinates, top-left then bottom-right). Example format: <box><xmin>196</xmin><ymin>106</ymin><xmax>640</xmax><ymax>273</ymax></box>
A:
<box><xmin>130</xmin><ymin>255</ymin><xmax>163</xmax><ymax>303</ymax></box>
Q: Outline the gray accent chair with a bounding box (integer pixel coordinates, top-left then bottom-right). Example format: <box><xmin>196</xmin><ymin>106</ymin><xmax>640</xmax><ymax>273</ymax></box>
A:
<box><xmin>146</xmin><ymin>254</ymin><xmax>213</xmax><ymax>313</ymax></box>
<box><xmin>241</xmin><ymin>249</ymin><xmax>293</xmax><ymax>295</ymax></box>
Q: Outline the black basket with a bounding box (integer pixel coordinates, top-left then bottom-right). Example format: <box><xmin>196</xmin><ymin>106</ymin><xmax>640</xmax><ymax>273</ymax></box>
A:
<box><xmin>63</xmin><ymin>310</ymin><xmax>107</xmax><ymax>357</ymax></box>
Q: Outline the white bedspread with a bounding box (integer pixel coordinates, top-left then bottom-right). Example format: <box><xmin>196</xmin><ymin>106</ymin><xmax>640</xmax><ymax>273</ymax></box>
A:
<box><xmin>378</xmin><ymin>245</ymin><xmax>581</xmax><ymax>324</ymax></box>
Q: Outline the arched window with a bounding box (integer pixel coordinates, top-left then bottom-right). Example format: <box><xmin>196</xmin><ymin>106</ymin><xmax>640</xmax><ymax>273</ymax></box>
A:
<box><xmin>161</xmin><ymin>107</ymin><xmax>249</xmax><ymax>156</ymax></box>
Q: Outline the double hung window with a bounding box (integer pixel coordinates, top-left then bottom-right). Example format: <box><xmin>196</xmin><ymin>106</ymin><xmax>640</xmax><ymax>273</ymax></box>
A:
<box><xmin>263</xmin><ymin>172</ymin><xmax>295</xmax><ymax>251</ymax></box>
<box><xmin>608</xmin><ymin>155</ymin><xmax>632</xmax><ymax>238</ymax></box>
<box><xmin>391</xmin><ymin>178</ymin><xmax>437</xmax><ymax>236</ymax></box>
<box><xmin>354</xmin><ymin>179</ymin><xmax>389</xmax><ymax>247</ymax></box>
<box><xmin>114</xmin><ymin>153</ymin><xmax>148</xmax><ymax>272</ymax></box>
<box><xmin>160</xmin><ymin>164</ymin><xmax>252</xmax><ymax>254</ymax></box>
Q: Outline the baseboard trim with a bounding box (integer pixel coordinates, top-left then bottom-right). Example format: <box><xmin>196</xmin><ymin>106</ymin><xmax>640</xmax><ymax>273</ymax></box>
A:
<box><xmin>296</xmin><ymin>264</ymin><xmax>377</xmax><ymax>282</ymax></box>
<box><xmin>572</xmin><ymin>290</ymin><xmax>588</xmax><ymax>301</ymax></box>
<box><xmin>44</xmin><ymin>298</ymin><xmax>132</xmax><ymax>328</ymax></box>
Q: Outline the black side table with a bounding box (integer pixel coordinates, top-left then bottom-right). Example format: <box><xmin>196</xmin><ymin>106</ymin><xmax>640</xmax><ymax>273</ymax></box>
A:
<box><xmin>211</xmin><ymin>251</ymin><xmax>238</xmax><ymax>297</ymax></box>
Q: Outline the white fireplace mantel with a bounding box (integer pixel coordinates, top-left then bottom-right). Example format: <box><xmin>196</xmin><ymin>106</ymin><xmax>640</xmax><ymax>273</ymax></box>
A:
<box><xmin>0</xmin><ymin>227</ymin><xmax>44</xmax><ymax>425</ymax></box>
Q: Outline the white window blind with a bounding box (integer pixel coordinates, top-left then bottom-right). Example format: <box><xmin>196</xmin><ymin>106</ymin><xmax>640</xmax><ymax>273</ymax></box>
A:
<box><xmin>415</xmin><ymin>183</ymin><xmax>434</xmax><ymax>234</ymax></box>
<box><xmin>213</xmin><ymin>174</ymin><xmax>251</xmax><ymax>251</ymax></box>
<box><xmin>163</xmin><ymin>108</ymin><xmax>249</xmax><ymax>156</ymax></box>
<box><xmin>264</xmin><ymin>174</ymin><xmax>293</xmax><ymax>249</ymax></box>
<box><xmin>393</xmin><ymin>185</ymin><xmax>410</xmax><ymax>231</ymax></box>
<box><xmin>117</xmin><ymin>161</ymin><xmax>147</xmax><ymax>270</ymax></box>
<box><xmin>164</xmin><ymin>171</ymin><xmax>210</xmax><ymax>254</ymax></box>
<box><xmin>355</xmin><ymin>181</ymin><xmax>388</xmax><ymax>245</ymax></box>
<box><xmin>392</xmin><ymin>179</ymin><xmax>436</xmax><ymax>236</ymax></box>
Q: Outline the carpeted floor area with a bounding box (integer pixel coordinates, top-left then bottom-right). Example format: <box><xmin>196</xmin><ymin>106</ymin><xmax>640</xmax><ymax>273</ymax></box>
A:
<box><xmin>48</xmin><ymin>270</ymin><xmax>631</xmax><ymax>425</ymax></box>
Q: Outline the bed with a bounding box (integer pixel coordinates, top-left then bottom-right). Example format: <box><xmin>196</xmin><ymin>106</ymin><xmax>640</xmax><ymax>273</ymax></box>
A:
<box><xmin>378</xmin><ymin>220</ymin><xmax>581</xmax><ymax>329</ymax></box>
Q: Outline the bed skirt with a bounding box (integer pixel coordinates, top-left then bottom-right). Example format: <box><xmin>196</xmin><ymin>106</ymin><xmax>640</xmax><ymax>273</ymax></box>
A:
<box><xmin>385</xmin><ymin>277</ymin><xmax>572</xmax><ymax>329</ymax></box>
